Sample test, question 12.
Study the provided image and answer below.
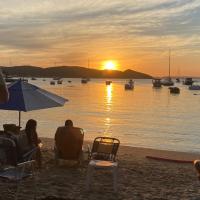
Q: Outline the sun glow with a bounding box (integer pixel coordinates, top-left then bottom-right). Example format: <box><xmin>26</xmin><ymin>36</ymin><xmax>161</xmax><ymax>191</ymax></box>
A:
<box><xmin>103</xmin><ymin>60</ymin><xmax>117</xmax><ymax>70</ymax></box>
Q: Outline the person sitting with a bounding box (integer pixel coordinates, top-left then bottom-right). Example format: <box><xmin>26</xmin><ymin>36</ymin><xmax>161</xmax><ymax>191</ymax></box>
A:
<box><xmin>54</xmin><ymin>120</ymin><xmax>84</xmax><ymax>164</ymax></box>
<box><xmin>194</xmin><ymin>160</ymin><xmax>200</xmax><ymax>180</ymax></box>
<box><xmin>17</xmin><ymin>119</ymin><xmax>42</xmax><ymax>168</ymax></box>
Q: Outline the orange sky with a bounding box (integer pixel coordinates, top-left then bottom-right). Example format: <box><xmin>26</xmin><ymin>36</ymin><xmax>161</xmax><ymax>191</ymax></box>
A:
<box><xmin>0</xmin><ymin>0</ymin><xmax>200</xmax><ymax>76</ymax></box>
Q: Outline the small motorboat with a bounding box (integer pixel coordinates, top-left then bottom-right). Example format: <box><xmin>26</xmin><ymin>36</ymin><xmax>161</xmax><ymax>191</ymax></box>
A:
<box><xmin>152</xmin><ymin>78</ymin><xmax>162</xmax><ymax>88</ymax></box>
<box><xmin>50</xmin><ymin>81</ymin><xmax>55</xmax><ymax>85</ymax></box>
<box><xmin>31</xmin><ymin>77</ymin><xmax>37</xmax><ymax>80</ymax></box>
<box><xmin>189</xmin><ymin>83</ymin><xmax>200</xmax><ymax>90</ymax></box>
<box><xmin>183</xmin><ymin>78</ymin><xmax>193</xmax><ymax>85</ymax></box>
<box><xmin>169</xmin><ymin>87</ymin><xmax>180</xmax><ymax>94</ymax></box>
<box><xmin>57</xmin><ymin>80</ymin><xmax>63</xmax><ymax>84</ymax></box>
<box><xmin>81</xmin><ymin>79</ymin><xmax>88</xmax><ymax>84</ymax></box>
<box><xmin>161</xmin><ymin>77</ymin><xmax>174</xmax><ymax>86</ymax></box>
<box><xmin>125</xmin><ymin>79</ymin><xmax>134</xmax><ymax>90</ymax></box>
<box><xmin>106</xmin><ymin>80</ymin><xmax>112</xmax><ymax>85</ymax></box>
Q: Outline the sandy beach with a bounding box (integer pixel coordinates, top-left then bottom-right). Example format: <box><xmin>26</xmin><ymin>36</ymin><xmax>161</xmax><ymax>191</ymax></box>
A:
<box><xmin>1</xmin><ymin>137</ymin><xmax>200</xmax><ymax>200</ymax></box>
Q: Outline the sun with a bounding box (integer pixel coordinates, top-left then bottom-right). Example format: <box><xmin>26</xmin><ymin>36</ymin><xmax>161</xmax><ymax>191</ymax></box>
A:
<box><xmin>103</xmin><ymin>60</ymin><xmax>117</xmax><ymax>70</ymax></box>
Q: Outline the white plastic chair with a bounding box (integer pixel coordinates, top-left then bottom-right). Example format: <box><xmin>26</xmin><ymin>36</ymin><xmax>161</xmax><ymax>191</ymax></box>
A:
<box><xmin>86</xmin><ymin>137</ymin><xmax>120</xmax><ymax>192</ymax></box>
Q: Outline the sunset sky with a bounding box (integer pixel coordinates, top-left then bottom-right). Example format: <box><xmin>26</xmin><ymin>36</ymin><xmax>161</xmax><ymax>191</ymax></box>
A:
<box><xmin>0</xmin><ymin>0</ymin><xmax>200</xmax><ymax>76</ymax></box>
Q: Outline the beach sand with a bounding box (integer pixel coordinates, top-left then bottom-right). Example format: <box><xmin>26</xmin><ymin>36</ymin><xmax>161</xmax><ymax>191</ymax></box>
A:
<box><xmin>1</xmin><ymin>137</ymin><xmax>200</xmax><ymax>200</ymax></box>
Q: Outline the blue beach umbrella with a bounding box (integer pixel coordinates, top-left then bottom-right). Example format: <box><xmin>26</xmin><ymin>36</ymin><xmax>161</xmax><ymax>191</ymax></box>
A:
<box><xmin>0</xmin><ymin>80</ymin><xmax>68</xmax><ymax>127</ymax></box>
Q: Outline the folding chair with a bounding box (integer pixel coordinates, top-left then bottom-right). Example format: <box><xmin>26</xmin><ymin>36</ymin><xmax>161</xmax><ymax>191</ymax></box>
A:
<box><xmin>86</xmin><ymin>137</ymin><xmax>120</xmax><ymax>192</ymax></box>
<box><xmin>0</xmin><ymin>136</ymin><xmax>38</xmax><ymax>200</ymax></box>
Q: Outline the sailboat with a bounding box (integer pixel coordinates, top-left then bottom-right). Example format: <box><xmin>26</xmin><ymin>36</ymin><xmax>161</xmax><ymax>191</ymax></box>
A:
<box><xmin>176</xmin><ymin>67</ymin><xmax>180</xmax><ymax>83</ymax></box>
<box><xmin>161</xmin><ymin>50</ymin><xmax>174</xmax><ymax>86</ymax></box>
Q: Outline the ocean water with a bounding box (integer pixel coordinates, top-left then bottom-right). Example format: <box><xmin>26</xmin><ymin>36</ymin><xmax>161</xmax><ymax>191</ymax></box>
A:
<box><xmin>1</xmin><ymin>78</ymin><xmax>200</xmax><ymax>153</ymax></box>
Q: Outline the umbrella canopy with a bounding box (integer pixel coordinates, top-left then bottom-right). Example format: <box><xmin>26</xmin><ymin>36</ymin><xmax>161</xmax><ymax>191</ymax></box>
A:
<box><xmin>0</xmin><ymin>80</ymin><xmax>68</xmax><ymax>126</ymax></box>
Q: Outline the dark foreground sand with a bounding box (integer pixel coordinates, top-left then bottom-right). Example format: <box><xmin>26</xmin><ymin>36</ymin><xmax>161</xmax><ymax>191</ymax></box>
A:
<box><xmin>1</xmin><ymin>138</ymin><xmax>200</xmax><ymax>200</ymax></box>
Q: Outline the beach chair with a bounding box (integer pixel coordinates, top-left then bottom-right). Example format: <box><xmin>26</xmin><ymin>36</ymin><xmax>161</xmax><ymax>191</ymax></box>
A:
<box><xmin>54</xmin><ymin>127</ymin><xmax>84</xmax><ymax>165</ymax></box>
<box><xmin>0</xmin><ymin>137</ymin><xmax>38</xmax><ymax>200</ymax></box>
<box><xmin>86</xmin><ymin>137</ymin><xmax>120</xmax><ymax>192</ymax></box>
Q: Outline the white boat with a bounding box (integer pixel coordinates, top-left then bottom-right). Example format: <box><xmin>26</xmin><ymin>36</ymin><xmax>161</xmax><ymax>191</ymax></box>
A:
<box><xmin>161</xmin><ymin>77</ymin><xmax>174</xmax><ymax>86</ymax></box>
<box><xmin>161</xmin><ymin>50</ymin><xmax>174</xmax><ymax>86</ymax></box>
<box><xmin>189</xmin><ymin>83</ymin><xmax>200</xmax><ymax>90</ymax></box>
<box><xmin>152</xmin><ymin>78</ymin><xmax>162</xmax><ymax>88</ymax></box>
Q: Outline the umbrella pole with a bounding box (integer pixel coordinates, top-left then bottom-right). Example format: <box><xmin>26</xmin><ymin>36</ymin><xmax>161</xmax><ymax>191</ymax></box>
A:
<box><xmin>19</xmin><ymin>111</ymin><xmax>21</xmax><ymax>127</ymax></box>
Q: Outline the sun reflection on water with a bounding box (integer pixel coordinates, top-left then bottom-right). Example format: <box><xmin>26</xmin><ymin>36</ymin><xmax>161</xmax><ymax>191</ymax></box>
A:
<box><xmin>103</xmin><ymin>85</ymin><xmax>113</xmax><ymax>137</ymax></box>
<box><xmin>106</xmin><ymin>84</ymin><xmax>112</xmax><ymax>111</ymax></box>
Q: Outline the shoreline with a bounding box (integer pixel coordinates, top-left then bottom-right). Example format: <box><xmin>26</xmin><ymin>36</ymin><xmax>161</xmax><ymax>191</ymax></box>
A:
<box><xmin>42</xmin><ymin>137</ymin><xmax>200</xmax><ymax>162</ymax></box>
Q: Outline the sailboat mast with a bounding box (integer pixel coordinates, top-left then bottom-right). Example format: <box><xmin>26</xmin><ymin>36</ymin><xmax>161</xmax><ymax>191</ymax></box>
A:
<box><xmin>87</xmin><ymin>59</ymin><xmax>90</xmax><ymax>69</ymax></box>
<box><xmin>169</xmin><ymin>49</ymin><xmax>171</xmax><ymax>78</ymax></box>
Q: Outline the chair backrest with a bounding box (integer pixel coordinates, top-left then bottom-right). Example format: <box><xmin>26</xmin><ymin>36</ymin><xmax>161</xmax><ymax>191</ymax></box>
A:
<box><xmin>3</xmin><ymin>124</ymin><xmax>20</xmax><ymax>135</ymax></box>
<box><xmin>0</xmin><ymin>136</ymin><xmax>18</xmax><ymax>167</ymax></box>
<box><xmin>55</xmin><ymin>127</ymin><xmax>84</xmax><ymax>160</ymax></box>
<box><xmin>16</xmin><ymin>130</ymin><xmax>33</xmax><ymax>156</ymax></box>
<box><xmin>91</xmin><ymin>137</ymin><xmax>120</xmax><ymax>161</ymax></box>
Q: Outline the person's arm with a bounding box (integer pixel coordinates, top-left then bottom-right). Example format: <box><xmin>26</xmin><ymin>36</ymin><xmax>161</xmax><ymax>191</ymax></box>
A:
<box><xmin>55</xmin><ymin>127</ymin><xmax>60</xmax><ymax>143</ymax></box>
<box><xmin>32</xmin><ymin>131</ymin><xmax>40</xmax><ymax>147</ymax></box>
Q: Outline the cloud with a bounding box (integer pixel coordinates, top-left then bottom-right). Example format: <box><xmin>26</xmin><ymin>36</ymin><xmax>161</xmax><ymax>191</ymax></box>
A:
<box><xmin>0</xmin><ymin>0</ymin><xmax>200</xmax><ymax>75</ymax></box>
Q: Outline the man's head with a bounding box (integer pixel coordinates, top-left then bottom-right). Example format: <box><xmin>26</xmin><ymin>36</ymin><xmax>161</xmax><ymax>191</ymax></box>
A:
<box><xmin>65</xmin><ymin>119</ymin><xmax>73</xmax><ymax>127</ymax></box>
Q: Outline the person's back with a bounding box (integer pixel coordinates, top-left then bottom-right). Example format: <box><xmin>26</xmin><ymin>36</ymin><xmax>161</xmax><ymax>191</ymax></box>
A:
<box><xmin>17</xmin><ymin>119</ymin><xmax>42</xmax><ymax>167</ymax></box>
<box><xmin>17</xmin><ymin>130</ymin><xmax>33</xmax><ymax>156</ymax></box>
<box><xmin>55</xmin><ymin>120</ymin><xmax>84</xmax><ymax>160</ymax></box>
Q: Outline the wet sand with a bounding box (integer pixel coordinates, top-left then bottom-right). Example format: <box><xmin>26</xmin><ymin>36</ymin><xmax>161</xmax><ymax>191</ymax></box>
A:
<box><xmin>1</xmin><ymin>137</ymin><xmax>200</xmax><ymax>200</ymax></box>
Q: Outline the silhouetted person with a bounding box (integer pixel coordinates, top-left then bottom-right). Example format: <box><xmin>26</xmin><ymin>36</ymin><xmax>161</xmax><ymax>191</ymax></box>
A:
<box><xmin>54</xmin><ymin>120</ymin><xmax>84</xmax><ymax>163</ymax></box>
<box><xmin>18</xmin><ymin>119</ymin><xmax>42</xmax><ymax>168</ymax></box>
<box><xmin>194</xmin><ymin>160</ymin><xmax>200</xmax><ymax>180</ymax></box>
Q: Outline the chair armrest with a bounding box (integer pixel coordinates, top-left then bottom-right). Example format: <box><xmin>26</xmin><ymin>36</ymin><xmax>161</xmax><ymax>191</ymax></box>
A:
<box><xmin>87</xmin><ymin>144</ymin><xmax>92</xmax><ymax>160</ymax></box>
<box><xmin>22</xmin><ymin>147</ymin><xmax>38</xmax><ymax>161</ymax></box>
<box><xmin>17</xmin><ymin>160</ymin><xmax>35</xmax><ymax>167</ymax></box>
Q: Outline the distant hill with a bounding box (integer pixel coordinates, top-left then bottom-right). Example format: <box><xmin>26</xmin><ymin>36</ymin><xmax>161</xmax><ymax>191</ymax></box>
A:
<box><xmin>0</xmin><ymin>65</ymin><xmax>152</xmax><ymax>79</ymax></box>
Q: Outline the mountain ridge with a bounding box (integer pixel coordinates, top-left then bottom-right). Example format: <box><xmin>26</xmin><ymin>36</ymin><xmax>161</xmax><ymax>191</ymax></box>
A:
<box><xmin>0</xmin><ymin>65</ymin><xmax>152</xmax><ymax>79</ymax></box>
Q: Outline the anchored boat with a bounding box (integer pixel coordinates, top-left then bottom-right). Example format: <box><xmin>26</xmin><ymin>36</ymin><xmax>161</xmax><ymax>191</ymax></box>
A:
<box><xmin>125</xmin><ymin>79</ymin><xmax>134</xmax><ymax>90</ymax></box>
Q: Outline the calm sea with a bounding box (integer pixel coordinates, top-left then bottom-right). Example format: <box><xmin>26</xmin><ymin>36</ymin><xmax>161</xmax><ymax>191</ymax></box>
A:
<box><xmin>1</xmin><ymin>78</ymin><xmax>200</xmax><ymax>153</ymax></box>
